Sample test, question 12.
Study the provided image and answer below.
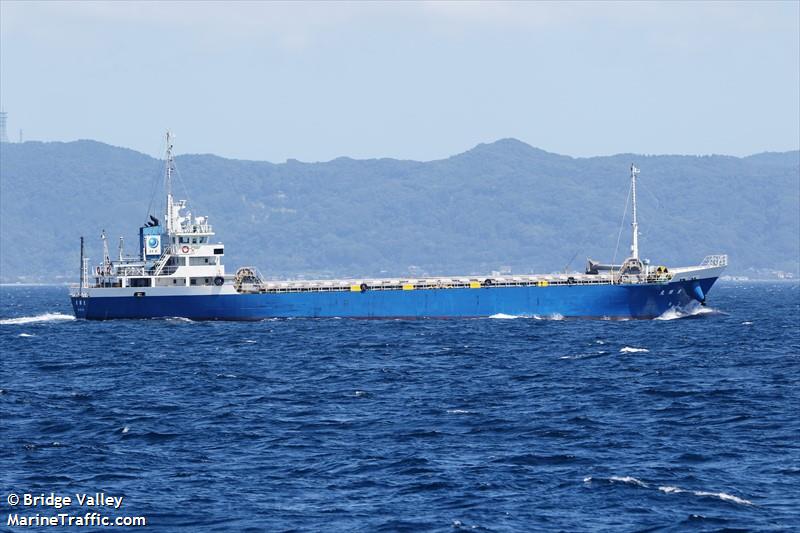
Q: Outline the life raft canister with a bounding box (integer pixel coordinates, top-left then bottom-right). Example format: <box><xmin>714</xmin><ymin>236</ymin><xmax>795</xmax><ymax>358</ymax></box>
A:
<box><xmin>181</xmin><ymin>245</ymin><xmax>190</xmax><ymax>253</ymax></box>
<box><xmin>213</xmin><ymin>276</ymin><xmax>224</xmax><ymax>286</ymax></box>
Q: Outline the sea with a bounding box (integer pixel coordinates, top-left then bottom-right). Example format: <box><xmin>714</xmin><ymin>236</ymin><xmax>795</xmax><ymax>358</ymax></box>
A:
<box><xmin>1</xmin><ymin>283</ymin><xmax>798</xmax><ymax>532</ymax></box>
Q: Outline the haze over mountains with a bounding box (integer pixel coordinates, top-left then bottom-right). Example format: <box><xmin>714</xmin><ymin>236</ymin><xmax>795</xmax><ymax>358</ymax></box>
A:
<box><xmin>0</xmin><ymin>139</ymin><xmax>798</xmax><ymax>283</ymax></box>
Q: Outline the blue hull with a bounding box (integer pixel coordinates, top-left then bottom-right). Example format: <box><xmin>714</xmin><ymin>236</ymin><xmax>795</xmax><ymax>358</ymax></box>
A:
<box><xmin>71</xmin><ymin>278</ymin><xmax>718</xmax><ymax>320</ymax></box>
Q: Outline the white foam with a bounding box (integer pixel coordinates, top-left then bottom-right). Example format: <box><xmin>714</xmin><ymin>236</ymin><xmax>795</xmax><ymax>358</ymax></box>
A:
<box><xmin>446</xmin><ymin>409</ymin><xmax>471</xmax><ymax>414</ymax></box>
<box><xmin>166</xmin><ymin>316</ymin><xmax>194</xmax><ymax>323</ymax></box>
<box><xmin>658</xmin><ymin>485</ymin><xmax>682</xmax><ymax>494</ymax></box>
<box><xmin>489</xmin><ymin>313</ymin><xmax>519</xmax><ymax>319</ymax></box>
<box><xmin>655</xmin><ymin>302</ymin><xmax>718</xmax><ymax>321</ymax></box>
<box><xmin>741</xmin><ymin>321</ymin><xmax>753</xmax><ymax>325</ymax></box>
<box><xmin>121</xmin><ymin>426</ymin><xmax>130</xmax><ymax>434</ymax></box>
<box><xmin>0</xmin><ymin>313</ymin><xmax>75</xmax><ymax>325</ymax></box>
<box><xmin>354</xmin><ymin>390</ymin><xmax>367</xmax><ymax>397</ymax></box>
<box><xmin>532</xmin><ymin>313</ymin><xmax>565</xmax><ymax>321</ymax></box>
<box><xmin>18</xmin><ymin>333</ymin><xmax>35</xmax><ymax>337</ymax></box>
<box><xmin>610</xmin><ymin>476</ymin><xmax>649</xmax><ymax>487</ymax></box>
<box><xmin>620</xmin><ymin>346</ymin><xmax>649</xmax><ymax>353</ymax></box>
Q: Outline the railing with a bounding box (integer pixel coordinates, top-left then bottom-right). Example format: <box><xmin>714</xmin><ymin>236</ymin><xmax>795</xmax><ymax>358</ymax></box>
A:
<box><xmin>69</xmin><ymin>283</ymin><xmax>86</xmax><ymax>298</ymax></box>
<box><xmin>246</xmin><ymin>275</ymin><xmax>633</xmax><ymax>294</ymax></box>
<box><xmin>700</xmin><ymin>255</ymin><xmax>728</xmax><ymax>267</ymax></box>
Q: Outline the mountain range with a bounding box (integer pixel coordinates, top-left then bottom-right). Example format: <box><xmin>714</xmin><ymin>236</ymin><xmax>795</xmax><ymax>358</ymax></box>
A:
<box><xmin>1</xmin><ymin>138</ymin><xmax>798</xmax><ymax>282</ymax></box>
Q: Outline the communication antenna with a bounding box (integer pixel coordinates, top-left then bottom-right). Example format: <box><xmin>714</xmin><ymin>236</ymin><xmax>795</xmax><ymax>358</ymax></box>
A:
<box><xmin>0</xmin><ymin>109</ymin><xmax>8</xmax><ymax>143</ymax></box>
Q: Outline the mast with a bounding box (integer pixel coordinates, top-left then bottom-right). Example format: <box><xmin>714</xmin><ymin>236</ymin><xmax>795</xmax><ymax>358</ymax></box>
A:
<box><xmin>101</xmin><ymin>229</ymin><xmax>110</xmax><ymax>269</ymax></box>
<box><xmin>79</xmin><ymin>237</ymin><xmax>84</xmax><ymax>295</ymax></box>
<box><xmin>630</xmin><ymin>164</ymin><xmax>640</xmax><ymax>260</ymax></box>
<box><xmin>165</xmin><ymin>131</ymin><xmax>174</xmax><ymax>233</ymax></box>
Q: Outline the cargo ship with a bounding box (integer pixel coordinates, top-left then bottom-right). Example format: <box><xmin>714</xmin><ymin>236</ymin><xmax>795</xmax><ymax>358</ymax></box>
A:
<box><xmin>70</xmin><ymin>133</ymin><xmax>727</xmax><ymax>320</ymax></box>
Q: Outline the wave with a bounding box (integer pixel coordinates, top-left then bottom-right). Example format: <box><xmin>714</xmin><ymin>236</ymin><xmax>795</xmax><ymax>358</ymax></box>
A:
<box><xmin>609</xmin><ymin>476</ymin><xmax>649</xmax><ymax>487</ymax></box>
<box><xmin>658</xmin><ymin>485</ymin><xmax>752</xmax><ymax>505</ymax></box>
<box><xmin>620</xmin><ymin>346</ymin><xmax>649</xmax><ymax>353</ymax></box>
<box><xmin>585</xmin><ymin>476</ymin><xmax>751</xmax><ymax>506</ymax></box>
<box><xmin>560</xmin><ymin>351</ymin><xmax>609</xmax><ymax>360</ymax></box>
<box><xmin>0</xmin><ymin>313</ymin><xmax>75</xmax><ymax>325</ymax></box>
<box><xmin>18</xmin><ymin>333</ymin><xmax>35</xmax><ymax>337</ymax></box>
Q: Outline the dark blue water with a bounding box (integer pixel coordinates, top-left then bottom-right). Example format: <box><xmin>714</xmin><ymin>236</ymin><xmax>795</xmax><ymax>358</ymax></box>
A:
<box><xmin>1</xmin><ymin>283</ymin><xmax>798</xmax><ymax>532</ymax></box>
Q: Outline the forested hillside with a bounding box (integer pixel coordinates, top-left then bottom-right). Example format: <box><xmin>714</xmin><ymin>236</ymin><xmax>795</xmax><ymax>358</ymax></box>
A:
<box><xmin>1</xmin><ymin>139</ymin><xmax>797</xmax><ymax>282</ymax></box>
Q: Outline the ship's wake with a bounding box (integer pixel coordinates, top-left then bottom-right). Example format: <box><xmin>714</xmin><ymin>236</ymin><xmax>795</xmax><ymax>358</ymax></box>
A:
<box><xmin>0</xmin><ymin>313</ymin><xmax>75</xmax><ymax>325</ymax></box>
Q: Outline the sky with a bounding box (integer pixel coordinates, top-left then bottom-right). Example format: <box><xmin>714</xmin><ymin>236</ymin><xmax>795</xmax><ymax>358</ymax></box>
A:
<box><xmin>1</xmin><ymin>1</ymin><xmax>798</xmax><ymax>162</ymax></box>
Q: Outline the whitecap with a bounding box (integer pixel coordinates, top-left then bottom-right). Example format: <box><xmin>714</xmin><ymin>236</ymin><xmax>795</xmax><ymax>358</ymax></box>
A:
<box><xmin>610</xmin><ymin>476</ymin><xmax>649</xmax><ymax>487</ymax></box>
<box><xmin>0</xmin><ymin>313</ymin><xmax>75</xmax><ymax>325</ymax></box>
<box><xmin>489</xmin><ymin>313</ymin><xmax>519</xmax><ymax>319</ymax></box>
<box><xmin>694</xmin><ymin>490</ymin><xmax>752</xmax><ymax>505</ymax></box>
<box><xmin>620</xmin><ymin>346</ymin><xmax>649</xmax><ymax>353</ymax></box>
<box><xmin>18</xmin><ymin>333</ymin><xmax>35</xmax><ymax>337</ymax></box>
<box><xmin>659</xmin><ymin>485</ymin><xmax>751</xmax><ymax>505</ymax></box>
<box><xmin>446</xmin><ymin>409</ymin><xmax>471</xmax><ymax>414</ymax></box>
<box><xmin>121</xmin><ymin>426</ymin><xmax>130</xmax><ymax>434</ymax></box>
<box><xmin>354</xmin><ymin>390</ymin><xmax>368</xmax><ymax>397</ymax></box>
<box><xmin>741</xmin><ymin>321</ymin><xmax>753</xmax><ymax>325</ymax></box>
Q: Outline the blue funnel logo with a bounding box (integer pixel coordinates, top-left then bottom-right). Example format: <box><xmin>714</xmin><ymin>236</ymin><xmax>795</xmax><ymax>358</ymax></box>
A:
<box><xmin>147</xmin><ymin>237</ymin><xmax>158</xmax><ymax>248</ymax></box>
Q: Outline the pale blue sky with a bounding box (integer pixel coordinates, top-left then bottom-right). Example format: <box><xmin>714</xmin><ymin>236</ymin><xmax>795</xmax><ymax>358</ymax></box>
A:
<box><xmin>1</xmin><ymin>1</ymin><xmax>798</xmax><ymax>161</ymax></box>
